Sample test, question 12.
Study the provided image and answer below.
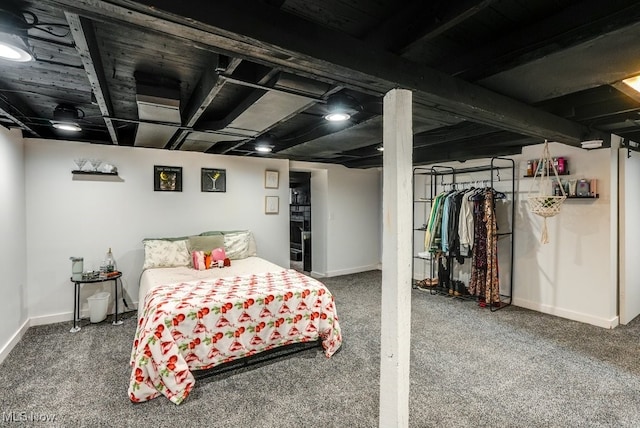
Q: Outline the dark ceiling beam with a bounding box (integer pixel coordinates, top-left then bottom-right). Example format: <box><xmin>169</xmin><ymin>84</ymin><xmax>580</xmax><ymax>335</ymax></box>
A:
<box><xmin>412</xmin><ymin>144</ymin><xmax>525</xmax><ymax>167</ymax></box>
<box><xmin>168</xmin><ymin>57</ymin><xmax>242</xmax><ymax>150</ymax></box>
<box><xmin>344</xmin><ymin>134</ymin><xmax>534</xmax><ymax>169</ymax></box>
<box><xmin>611</xmin><ymin>82</ymin><xmax>640</xmax><ymax>105</ymax></box>
<box><xmin>412</xmin><ymin>122</ymin><xmax>502</xmax><ymax>149</ymax></box>
<box><xmin>65</xmin><ymin>13</ymin><xmax>119</xmax><ymax>145</ymax></box>
<box><xmin>399</xmin><ymin>0</ymin><xmax>500</xmax><ymax>56</ymax></box>
<box><xmin>361</xmin><ymin>1</ymin><xmax>434</xmax><ymax>51</ymax></box>
<box><xmin>570</xmin><ymin>100</ymin><xmax>640</xmax><ymax>123</ymax></box>
<box><xmin>341</xmin><ymin>145</ymin><xmax>521</xmax><ymax>169</ymax></box>
<box><xmin>442</xmin><ymin>0</ymin><xmax>640</xmax><ymax>81</ymax></box>
<box><xmin>0</xmin><ymin>92</ymin><xmax>41</xmax><ymax>137</ymax></box>
<box><xmin>356</xmin><ymin>131</ymin><xmax>532</xmax><ymax>168</ymax></box>
<box><xmin>51</xmin><ymin>0</ymin><xmax>596</xmax><ymax>146</ymax></box>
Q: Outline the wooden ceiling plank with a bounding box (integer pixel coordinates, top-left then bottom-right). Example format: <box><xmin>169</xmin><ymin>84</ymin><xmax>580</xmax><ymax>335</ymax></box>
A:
<box><xmin>0</xmin><ymin>96</ymin><xmax>41</xmax><ymax>137</ymax></box>
<box><xmin>169</xmin><ymin>58</ymin><xmax>242</xmax><ymax>150</ymax></box>
<box><xmin>51</xmin><ymin>0</ymin><xmax>595</xmax><ymax>145</ymax></box>
<box><xmin>399</xmin><ymin>0</ymin><xmax>500</xmax><ymax>56</ymax></box>
<box><xmin>443</xmin><ymin>0</ymin><xmax>640</xmax><ymax>80</ymax></box>
<box><xmin>65</xmin><ymin>13</ymin><xmax>119</xmax><ymax>144</ymax></box>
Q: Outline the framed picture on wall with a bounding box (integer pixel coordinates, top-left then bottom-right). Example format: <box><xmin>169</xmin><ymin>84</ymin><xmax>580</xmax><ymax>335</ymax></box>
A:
<box><xmin>265</xmin><ymin>196</ymin><xmax>279</xmax><ymax>214</ymax></box>
<box><xmin>201</xmin><ymin>168</ymin><xmax>226</xmax><ymax>192</ymax></box>
<box><xmin>154</xmin><ymin>165</ymin><xmax>182</xmax><ymax>192</ymax></box>
<box><xmin>265</xmin><ymin>170</ymin><xmax>279</xmax><ymax>189</ymax></box>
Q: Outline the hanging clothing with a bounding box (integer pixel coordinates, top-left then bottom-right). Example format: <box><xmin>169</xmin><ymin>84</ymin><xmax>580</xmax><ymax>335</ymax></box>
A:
<box><xmin>458</xmin><ymin>191</ymin><xmax>475</xmax><ymax>257</ymax></box>
<box><xmin>483</xmin><ymin>189</ymin><xmax>500</xmax><ymax>305</ymax></box>
<box><xmin>468</xmin><ymin>194</ymin><xmax>487</xmax><ymax>297</ymax></box>
<box><xmin>426</xmin><ymin>192</ymin><xmax>446</xmax><ymax>252</ymax></box>
<box><xmin>441</xmin><ymin>192</ymin><xmax>455</xmax><ymax>253</ymax></box>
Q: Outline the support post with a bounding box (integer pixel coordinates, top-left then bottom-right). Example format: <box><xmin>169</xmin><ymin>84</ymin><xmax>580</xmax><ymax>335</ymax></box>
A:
<box><xmin>379</xmin><ymin>88</ymin><xmax>413</xmax><ymax>427</ymax></box>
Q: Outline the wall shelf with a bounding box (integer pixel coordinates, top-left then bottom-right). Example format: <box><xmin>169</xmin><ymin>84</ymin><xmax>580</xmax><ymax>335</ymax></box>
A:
<box><xmin>523</xmin><ymin>171</ymin><xmax>570</xmax><ymax>178</ymax></box>
<box><xmin>72</xmin><ymin>170</ymin><xmax>118</xmax><ymax>176</ymax></box>
<box><xmin>566</xmin><ymin>195</ymin><xmax>599</xmax><ymax>199</ymax></box>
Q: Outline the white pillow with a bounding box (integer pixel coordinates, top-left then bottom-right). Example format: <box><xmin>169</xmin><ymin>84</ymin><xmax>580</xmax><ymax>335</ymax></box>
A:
<box><xmin>143</xmin><ymin>239</ymin><xmax>191</xmax><ymax>269</ymax></box>
<box><xmin>223</xmin><ymin>231</ymin><xmax>257</xmax><ymax>260</ymax></box>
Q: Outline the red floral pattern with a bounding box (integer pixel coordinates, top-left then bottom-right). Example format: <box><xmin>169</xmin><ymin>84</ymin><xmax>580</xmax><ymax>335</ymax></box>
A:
<box><xmin>128</xmin><ymin>269</ymin><xmax>342</xmax><ymax>404</ymax></box>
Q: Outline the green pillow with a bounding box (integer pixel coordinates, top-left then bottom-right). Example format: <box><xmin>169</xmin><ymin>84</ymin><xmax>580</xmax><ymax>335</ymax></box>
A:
<box><xmin>142</xmin><ymin>236</ymin><xmax>190</xmax><ymax>242</ymax></box>
<box><xmin>199</xmin><ymin>231</ymin><xmax>223</xmax><ymax>236</ymax></box>
<box><xmin>188</xmin><ymin>234</ymin><xmax>225</xmax><ymax>252</ymax></box>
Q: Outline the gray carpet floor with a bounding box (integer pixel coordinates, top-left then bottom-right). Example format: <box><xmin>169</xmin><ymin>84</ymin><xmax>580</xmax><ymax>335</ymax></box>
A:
<box><xmin>2</xmin><ymin>270</ymin><xmax>640</xmax><ymax>427</ymax></box>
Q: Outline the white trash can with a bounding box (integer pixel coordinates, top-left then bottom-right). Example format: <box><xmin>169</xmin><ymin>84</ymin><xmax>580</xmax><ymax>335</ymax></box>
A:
<box><xmin>87</xmin><ymin>292</ymin><xmax>110</xmax><ymax>323</ymax></box>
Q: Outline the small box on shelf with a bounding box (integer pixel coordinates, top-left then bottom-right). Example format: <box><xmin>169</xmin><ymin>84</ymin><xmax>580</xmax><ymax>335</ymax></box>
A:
<box><xmin>524</xmin><ymin>157</ymin><xmax>568</xmax><ymax>177</ymax></box>
<box><xmin>553</xmin><ymin>178</ymin><xmax>599</xmax><ymax>199</ymax></box>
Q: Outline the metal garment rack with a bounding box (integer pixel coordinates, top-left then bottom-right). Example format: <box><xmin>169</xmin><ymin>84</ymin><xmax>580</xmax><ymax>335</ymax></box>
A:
<box><xmin>411</xmin><ymin>157</ymin><xmax>515</xmax><ymax>311</ymax></box>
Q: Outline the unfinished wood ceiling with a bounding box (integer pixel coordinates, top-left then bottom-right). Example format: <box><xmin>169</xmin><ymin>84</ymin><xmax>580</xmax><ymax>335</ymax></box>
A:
<box><xmin>1</xmin><ymin>0</ymin><xmax>640</xmax><ymax>167</ymax></box>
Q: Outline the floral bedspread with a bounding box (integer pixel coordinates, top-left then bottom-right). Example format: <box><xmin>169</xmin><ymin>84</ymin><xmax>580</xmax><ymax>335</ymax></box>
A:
<box><xmin>128</xmin><ymin>269</ymin><xmax>342</xmax><ymax>404</ymax></box>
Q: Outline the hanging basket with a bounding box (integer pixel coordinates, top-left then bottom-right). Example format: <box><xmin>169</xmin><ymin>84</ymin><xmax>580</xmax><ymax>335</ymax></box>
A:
<box><xmin>528</xmin><ymin>195</ymin><xmax>566</xmax><ymax>218</ymax></box>
<box><xmin>527</xmin><ymin>141</ymin><xmax>566</xmax><ymax>243</ymax></box>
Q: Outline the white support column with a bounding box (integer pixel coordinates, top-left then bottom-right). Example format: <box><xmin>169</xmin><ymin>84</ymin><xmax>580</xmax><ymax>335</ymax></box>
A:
<box><xmin>379</xmin><ymin>88</ymin><xmax>413</xmax><ymax>427</ymax></box>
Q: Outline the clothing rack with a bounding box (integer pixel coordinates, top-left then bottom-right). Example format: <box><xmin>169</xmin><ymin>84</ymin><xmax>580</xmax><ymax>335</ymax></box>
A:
<box><xmin>412</xmin><ymin>157</ymin><xmax>514</xmax><ymax>312</ymax></box>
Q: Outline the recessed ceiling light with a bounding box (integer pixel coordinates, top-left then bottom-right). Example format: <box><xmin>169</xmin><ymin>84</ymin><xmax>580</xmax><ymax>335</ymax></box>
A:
<box><xmin>0</xmin><ymin>33</ymin><xmax>33</xmax><ymax>62</ymax></box>
<box><xmin>324</xmin><ymin>93</ymin><xmax>359</xmax><ymax>122</ymax></box>
<box><xmin>581</xmin><ymin>139</ymin><xmax>603</xmax><ymax>149</ymax></box>
<box><xmin>255</xmin><ymin>145</ymin><xmax>272</xmax><ymax>153</ymax></box>
<box><xmin>52</xmin><ymin>122</ymin><xmax>82</xmax><ymax>132</ymax></box>
<box><xmin>376</xmin><ymin>146</ymin><xmax>384</xmax><ymax>151</ymax></box>
<box><xmin>324</xmin><ymin>112</ymin><xmax>351</xmax><ymax>122</ymax></box>
<box><xmin>622</xmin><ymin>75</ymin><xmax>640</xmax><ymax>93</ymax></box>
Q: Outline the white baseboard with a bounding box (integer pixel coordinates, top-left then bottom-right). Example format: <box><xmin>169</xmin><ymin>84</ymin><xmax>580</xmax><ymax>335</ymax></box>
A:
<box><xmin>325</xmin><ymin>264</ymin><xmax>379</xmax><ymax>278</ymax></box>
<box><xmin>309</xmin><ymin>271</ymin><xmax>325</xmax><ymax>279</ymax></box>
<box><xmin>513</xmin><ymin>297</ymin><xmax>619</xmax><ymax>329</ymax></box>
<box><xmin>0</xmin><ymin>319</ymin><xmax>30</xmax><ymax>365</ymax></box>
<box><xmin>29</xmin><ymin>311</ymin><xmax>74</xmax><ymax>326</ymax></box>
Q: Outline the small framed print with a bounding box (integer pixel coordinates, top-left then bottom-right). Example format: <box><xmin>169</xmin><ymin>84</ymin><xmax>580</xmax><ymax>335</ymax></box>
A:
<box><xmin>265</xmin><ymin>196</ymin><xmax>279</xmax><ymax>214</ymax></box>
<box><xmin>154</xmin><ymin>165</ymin><xmax>182</xmax><ymax>192</ymax></box>
<box><xmin>265</xmin><ymin>170</ymin><xmax>279</xmax><ymax>189</ymax></box>
<box><xmin>201</xmin><ymin>168</ymin><xmax>226</xmax><ymax>192</ymax></box>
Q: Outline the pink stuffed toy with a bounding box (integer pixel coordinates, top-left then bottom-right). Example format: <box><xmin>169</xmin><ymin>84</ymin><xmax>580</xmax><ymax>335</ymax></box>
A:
<box><xmin>211</xmin><ymin>247</ymin><xmax>226</xmax><ymax>264</ymax></box>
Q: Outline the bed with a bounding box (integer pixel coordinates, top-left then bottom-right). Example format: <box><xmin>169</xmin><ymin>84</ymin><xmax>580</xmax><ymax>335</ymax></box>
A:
<box><xmin>128</xmin><ymin>232</ymin><xmax>342</xmax><ymax>405</ymax></box>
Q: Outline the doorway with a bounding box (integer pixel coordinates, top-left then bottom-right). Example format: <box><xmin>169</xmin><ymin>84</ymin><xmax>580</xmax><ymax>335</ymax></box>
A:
<box><xmin>289</xmin><ymin>171</ymin><xmax>311</xmax><ymax>273</ymax></box>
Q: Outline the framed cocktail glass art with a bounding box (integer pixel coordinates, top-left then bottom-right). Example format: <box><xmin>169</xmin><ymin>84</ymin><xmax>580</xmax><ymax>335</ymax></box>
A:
<box><xmin>201</xmin><ymin>168</ymin><xmax>226</xmax><ymax>192</ymax></box>
<box><xmin>154</xmin><ymin>165</ymin><xmax>182</xmax><ymax>192</ymax></box>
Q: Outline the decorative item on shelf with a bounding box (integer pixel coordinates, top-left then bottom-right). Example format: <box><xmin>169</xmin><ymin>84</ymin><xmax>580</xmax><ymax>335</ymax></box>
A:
<box><xmin>525</xmin><ymin>156</ymin><xmax>568</xmax><ymax>177</ymax></box>
<box><xmin>557</xmin><ymin>178</ymin><xmax>599</xmax><ymax>199</ymax></box>
<box><xmin>102</xmin><ymin>163</ymin><xmax>117</xmax><ymax>174</ymax></box>
<box><xmin>88</xmin><ymin>158</ymin><xmax>102</xmax><ymax>172</ymax></box>
<box><xmin>576</xmin><ymin>179</ymin><xmax>590</xmax><ymax>197</ymax></box>
<box><xmin>73</xmin><ymin>158</ymin><xmax>88</xmax><ymax>171</ymax></box>
<box><xmin>527</xmin><ymin>140</ymin><xmax>566</xmax><ymax>244</ymax></box>
<box><xmin>72</xmin><ymin>159</ymin><xmax>118</xmax><ymax>175</ymax></box>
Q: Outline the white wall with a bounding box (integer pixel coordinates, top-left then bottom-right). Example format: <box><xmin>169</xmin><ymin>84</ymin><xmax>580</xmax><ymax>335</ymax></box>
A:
<box><xmin>515</xmin><ymin>143</ymin><xmax>616</xmax><ymax>328</ymax></box>
<box><xmin>415</xmin><ymin>142</ymin><xmax>617</xmax><ymax>328</ymax></box>
<box><xmin>619</xmin><ymin>147</ymin><xmax>640</xmax><ymax>324</ymax></box>
<box><xmin>25</xmin><ymin>139</ymin><xmax>290</xmax><ymax>322</ymax></box>
<box><xmin>0</xmin><ymin>128</ymin><xmax>28</xmax><ymax>362</ymax></box>
<box><xmin>291</xmin><ymin>161</ymin><xmax>381</xmax><ymax>277</ymax></box>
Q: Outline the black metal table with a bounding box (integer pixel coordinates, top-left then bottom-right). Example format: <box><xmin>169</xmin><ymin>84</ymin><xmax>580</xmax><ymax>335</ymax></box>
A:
<box><xmin>70</xmin><ymin>272</ymin><xmax>123</xmax><ymax>333</ymax></box>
